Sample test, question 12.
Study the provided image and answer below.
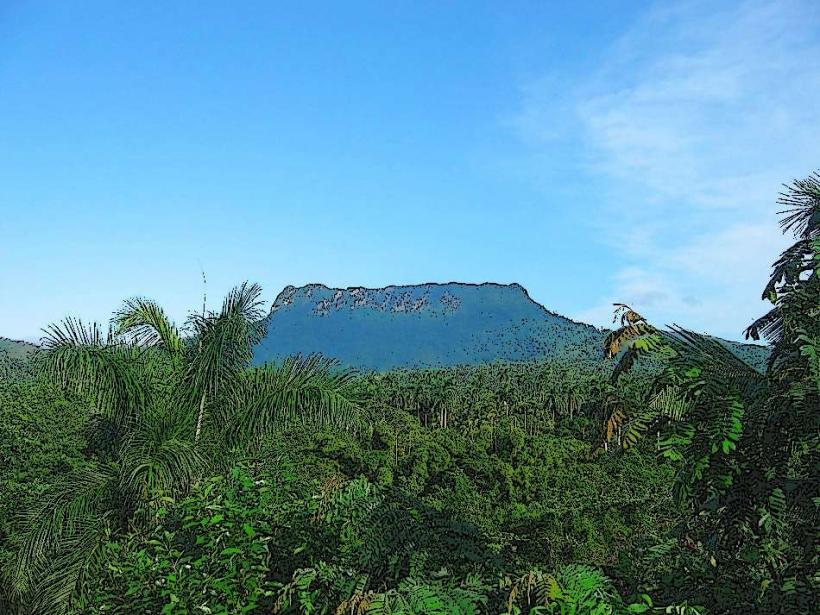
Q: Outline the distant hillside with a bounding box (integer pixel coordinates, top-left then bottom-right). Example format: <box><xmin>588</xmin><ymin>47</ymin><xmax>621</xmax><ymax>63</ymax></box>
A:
<box><xmin>252</xmin><ymin>282</ymin><xmax>770</xmax><ymax>372</ymax></box>
<box><xmin>719</xmin><ymin>338</ymin><xmax>770</xmax><ymax>369</ymax></box>
<box><xmin>0</xmin><ymin>337</ymin><xmax>38</xmax><ymax>361</ymax></box>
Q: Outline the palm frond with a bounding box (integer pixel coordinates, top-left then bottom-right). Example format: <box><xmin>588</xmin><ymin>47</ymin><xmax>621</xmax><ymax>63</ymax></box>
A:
<box><xmin>603</xmin><ymin>322</ymin><xmax>657</xmax><ymax>358</ymax></box>
<box><xmin>603</xmin><ymin>304</ymin><xmax>663</xmax><ymax>361</ymax></box>
<box><xmin>26</xmin><ymin>515</ymin><xmax>113</xmax><ymax>615</ymax></box>
<box><xmin>745</xmin><ymin>305</ymin><xmax>782</xmax><ymax>343</ymax></box>
<box><xmin>227</xmin><ymin>355</ymin><xmax>361</xmax><ymax>443</ymax></box>
<box><xmin>13</xmin><ymin>463</ymin><xmax>118</xmax><ymax>598</ymax></box>
<box><xmin>112</xmin><ymin>297</ymin><xmax>182</xmax><ymax>356</ymax></box>
<box><xmin>648</xmin><ymin>385</ymin><xmax>689</xmax><ymax>422</ymax></box>
<box><xmin>760</xmin><ymin>239</ymin><xmax>816</xmax><ymax>300</ymax></box>
<box><xmin>181</xmin><ymin>282</ymin><xmax>270</xmax><ymax>444</ymax></box>
<box><xmin>220</xmin><ymin>281</ymin><xmax>267</xmax><ymax>324</ymax></box>
<box><xmin>41</xmin><ymin>317</ymin><xmax>112</xmax><ymax>349</ymax></box>
<box><xmin>184</xmin><ymin>283</ymin><xmax>267</xmax><ymax>402</ymax></box>
<box><xmin>666</xmin><ymin>326</ymin><xmax>767</xmax><ymax>403</ymax></box>
<box><xmin>777</xmin><ymin>171</ymin><xmax>820</xmax><ymax>240</ymax></box>
<box><xmin>38</xmin><ymin>318</ymin><xmax>148</xmax><ymax>428</ymax></box>
<box><xmin>120</xmin><ymin>415</ymin><xmax>206</xmax><ymax>507</ymax></box>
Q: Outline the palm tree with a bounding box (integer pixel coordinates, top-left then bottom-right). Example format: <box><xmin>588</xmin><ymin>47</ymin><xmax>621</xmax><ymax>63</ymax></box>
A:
<box><xmin>11</xmin><ymin>318</ymin><xmax>202</xmax><ymax>614</ymax></box>
<box><xmin>182</xmin><ymin>282</ymin><xmax>267</xmax><ymax>443</ymax></box>
<box><xmin>9</xmin><ymin>282</ymin><xmax>360</xmax><ymax>614</ymax></box>
<box><xmin>746</xmin><ymin>171</ymin><xmax>819</xmax><ymax>347</ymax></box>
<box><xmin>224</xmin><ymin>354</ymin><xmax>362</xmax><ymax>447</ymax></box>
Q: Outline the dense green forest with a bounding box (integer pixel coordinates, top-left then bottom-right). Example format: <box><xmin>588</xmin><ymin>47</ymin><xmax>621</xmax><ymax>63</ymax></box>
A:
<box><xmin>0</xmin><ymin>175</ymin><xmax>817</xmax><ymax>614</ymax></box>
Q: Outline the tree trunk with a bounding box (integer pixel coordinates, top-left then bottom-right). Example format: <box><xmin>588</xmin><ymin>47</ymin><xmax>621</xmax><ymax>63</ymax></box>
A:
<box><xmin>195</xmin><ymin>391</ymin><xmax>207</xmax><ymax>444</ymax></box>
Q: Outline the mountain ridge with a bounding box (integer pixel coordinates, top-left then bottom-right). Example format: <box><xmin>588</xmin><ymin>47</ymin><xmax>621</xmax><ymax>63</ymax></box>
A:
<box><xmin>255</xmin><ymin>281</ymin><xmax>601</xmax><ymax>371</ymax></box>
<box><xmin>254</xmin><ymin>281</ymin><xmax>767</xmax><ymax>371</ymax></box>
<box><xmin>269</xmin><ymin>281</ymin><xmax>605</xmax><ymax>332</ymax></box>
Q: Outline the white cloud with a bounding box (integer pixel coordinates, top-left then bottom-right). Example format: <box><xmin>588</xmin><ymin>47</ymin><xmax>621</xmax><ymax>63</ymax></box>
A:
<box><xmin>518</xmin><ymin>0</ymin><xmax>820</xmax><ymax>339</ymax></box>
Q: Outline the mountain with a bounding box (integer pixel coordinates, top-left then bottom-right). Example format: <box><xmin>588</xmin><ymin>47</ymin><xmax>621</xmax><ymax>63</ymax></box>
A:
<box><xmin>254</xmin><ymin>282</ymin><xmax>726</xmax><ymax>372</ymax></box>
<box><xmin>0</xmin><ymin>337</ymin><xmax>38</xmax><ymax>361</ymax></box>
<box><xmin>254</xmin><ymin>282</ymin><xmax>605</xmax><ymax>371</ymax></box>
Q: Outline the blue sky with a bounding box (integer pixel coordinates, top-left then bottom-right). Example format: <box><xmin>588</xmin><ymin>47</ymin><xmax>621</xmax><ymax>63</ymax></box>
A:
<box><xmin>1</xmin><ymin>0</ymin><xmax>818</xmax><ymax>343</ymax></box>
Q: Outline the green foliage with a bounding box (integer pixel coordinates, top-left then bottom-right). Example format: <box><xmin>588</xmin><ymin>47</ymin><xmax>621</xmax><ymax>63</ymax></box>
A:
<box><xmin>224</xmin><ymin>356</ymin><xmax>362</xmax><ymax>447</ymax></box>
<box><xmin>0</xmin><ymin>347</ymin><xmax>36</xmax><ymax>381</ymax></box>
<box><xmin>499</xmin><ymin>565</ymin><xmax>704</xmax><ymax>615</ymax></box>
<box><xmin>0</xmin><ymin>319</ymin><xmax>682</xmax><ymax>614</ymax></box>
<box><xmin>599</xmin><ymin>173</ymin><xmax>820</xmax><ymax>613</ymax></box>
<box><xmin>80</xmin><ymin>459</ymin><xmax>682</xmax><ymax>615</ymax></box>
<box><xmin>1</xmin><ymin>172</ymin><xmax>817</xmax><ymax>615</ymax></box>
<box><xmin>0</xmin><ymin>380</ymin><xmax>88</xmax><ymax>612</ymax></box>
<box><xmin>88</xmin><ymin>465</ymin><xmax>284</xmax><ymax>614</ymax></box>
<box><xmin>1</xmin><ymin>283</ymin><xmax>366</xmax><ymax>614</ymax></box>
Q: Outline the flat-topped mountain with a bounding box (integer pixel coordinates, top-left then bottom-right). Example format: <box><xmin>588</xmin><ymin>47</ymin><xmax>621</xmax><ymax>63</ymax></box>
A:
<box><xmin>252</xmin><ymin>282</ymin><xmax>770</xmax><ymax>372</ymax></box>
<box><xmin>253</xmin><ymin>282</ymin><xmax>611</xmax><ymax>371</ymax></box>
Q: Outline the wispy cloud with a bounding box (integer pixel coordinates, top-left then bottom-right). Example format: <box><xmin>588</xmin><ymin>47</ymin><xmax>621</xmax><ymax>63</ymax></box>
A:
<box><xmin>517</xmin><ymin>0</ymin><xmax>820</xmax><ymax>339</ymax></box>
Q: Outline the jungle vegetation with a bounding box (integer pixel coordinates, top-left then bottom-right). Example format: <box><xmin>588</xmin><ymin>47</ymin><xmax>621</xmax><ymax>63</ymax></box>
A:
<box><xmin>0</xmin><ymin>173</ymin><xmax>817</xmax><ymax>614</ymax></box>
